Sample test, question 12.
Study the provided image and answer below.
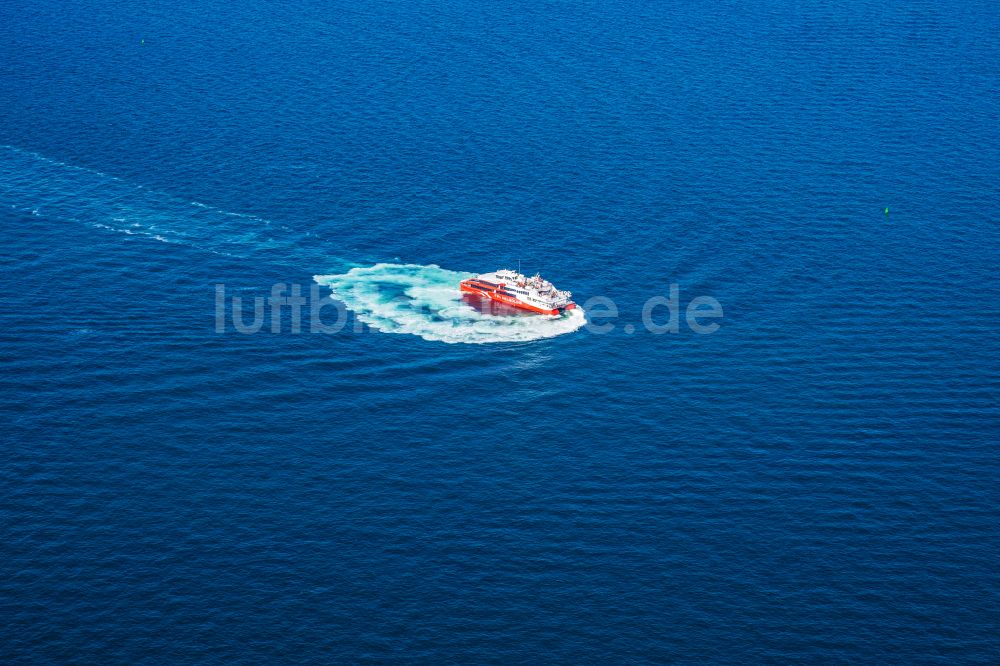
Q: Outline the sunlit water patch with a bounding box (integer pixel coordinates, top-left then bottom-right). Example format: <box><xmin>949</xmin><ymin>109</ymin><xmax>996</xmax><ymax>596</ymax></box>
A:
<box><xmin>314</xmin><ymin>263</ymin><xmax>586</xmax><ymax>344</ymax></box>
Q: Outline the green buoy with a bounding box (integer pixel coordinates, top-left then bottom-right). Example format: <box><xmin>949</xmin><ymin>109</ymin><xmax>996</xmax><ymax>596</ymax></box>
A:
<box><xmin>884</xmin><ymin>207</ymin><xmax>889</xmax><ymax>217</ymax></box>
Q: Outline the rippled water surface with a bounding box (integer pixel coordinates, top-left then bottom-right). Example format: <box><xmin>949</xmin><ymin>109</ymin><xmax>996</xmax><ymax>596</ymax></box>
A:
<box><xmin>2</xmin><ymin>0</ymin><xmax>999</xmax><ymax>662</ymax></box>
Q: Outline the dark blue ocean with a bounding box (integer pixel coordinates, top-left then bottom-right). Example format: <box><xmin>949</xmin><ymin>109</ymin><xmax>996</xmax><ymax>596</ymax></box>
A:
<box><xmin>2</xmin><ymin>0</ymin><xmax>999</xmax><ymax>662</ymax></box>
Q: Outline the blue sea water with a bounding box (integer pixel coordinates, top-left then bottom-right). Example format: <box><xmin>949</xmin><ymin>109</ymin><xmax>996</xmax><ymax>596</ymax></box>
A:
<box><xmin>2</xmin><ymin>0</ymin><xmax>999</xmax><ymax>662</ymax></box>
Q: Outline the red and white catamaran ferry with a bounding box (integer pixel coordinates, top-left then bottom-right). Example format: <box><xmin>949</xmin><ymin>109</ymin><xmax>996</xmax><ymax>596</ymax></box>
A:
<box><xmin>460</xmin><ymin>268</ymin><xmax>577</xmax><ymax>315</ymax></box>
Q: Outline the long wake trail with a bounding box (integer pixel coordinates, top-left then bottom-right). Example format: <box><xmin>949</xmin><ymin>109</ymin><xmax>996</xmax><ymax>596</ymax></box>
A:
<box><xmin>1</xmin><ymin>146</ymin><xmax>585</xmax><ymax>344</ymax></box>
<box><xmin>0</xmin><ymin>144</ymin><xmax>295</xmax><ymax>260</ymax></box>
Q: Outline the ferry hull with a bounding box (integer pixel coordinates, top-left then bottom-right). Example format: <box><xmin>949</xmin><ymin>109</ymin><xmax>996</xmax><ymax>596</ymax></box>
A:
<box><xmin>460</xmin><ymin>280</ymin><xmax>575</xmax><ymax>315</ymax></box>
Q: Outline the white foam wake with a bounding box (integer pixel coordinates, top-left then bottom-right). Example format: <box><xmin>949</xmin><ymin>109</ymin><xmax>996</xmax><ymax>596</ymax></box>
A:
<box><xmin>313</xmin><ymin>263</ymin><xmax>586</xmax><ymax>344</ymax></box>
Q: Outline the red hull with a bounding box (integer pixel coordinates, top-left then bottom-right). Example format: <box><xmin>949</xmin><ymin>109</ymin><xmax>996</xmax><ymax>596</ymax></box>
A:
<box><xmin>460</xmin><ymin>280</ymin><xmax>575</xmax><ymax>315</ymax></box>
